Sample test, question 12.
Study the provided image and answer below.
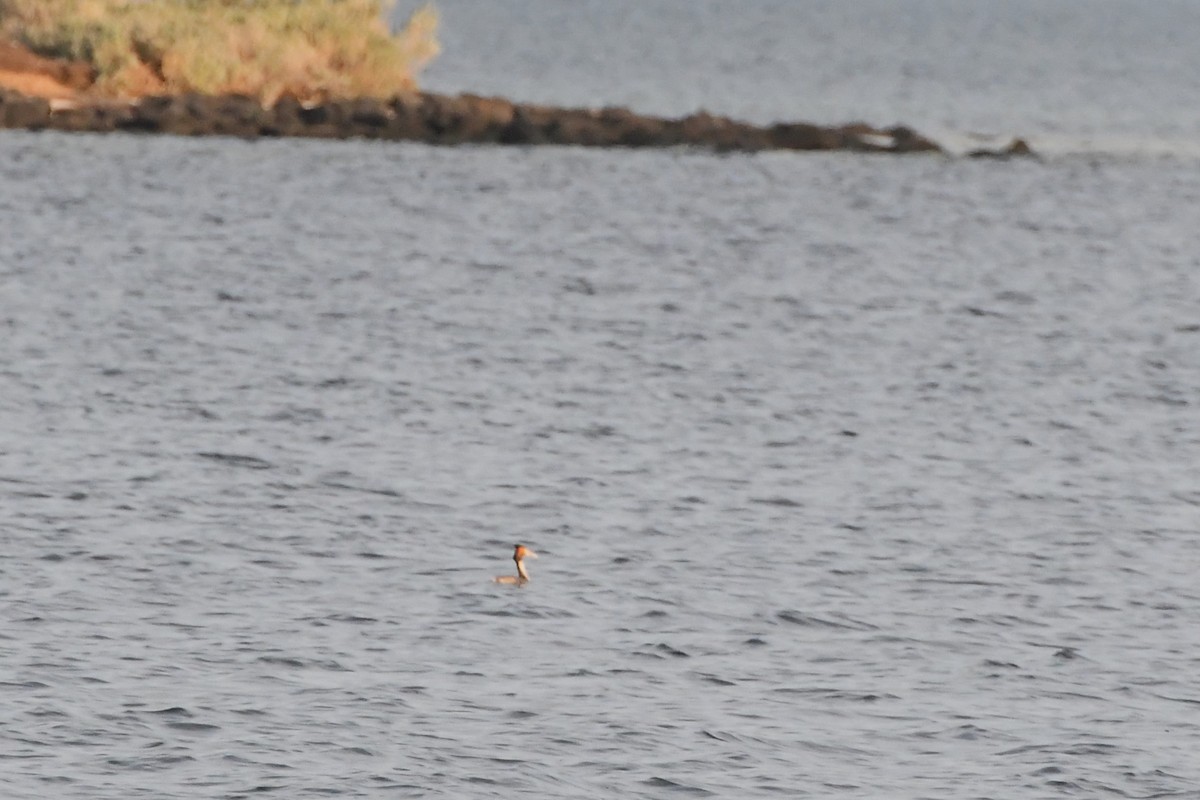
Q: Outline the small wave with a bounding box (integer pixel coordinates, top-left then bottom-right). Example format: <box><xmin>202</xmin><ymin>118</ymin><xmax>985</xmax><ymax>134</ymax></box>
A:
<box><xmin>196</xmin><ymin>451</ymin><xmax>274</xmax><ymax>470</ymax></box>
<box><xmin>165</xmin><ymin>721</ymin><xmax>220</xmax><ymax>733</ymax></box>
<box><xmin>981</xmin><ymin>659</ymin><xmax>1021</xmax><ymax>669</ymax></box>
<box><xmin>1149</xmin><ymin>692</ymin><xmax>1200</xmax><ymax>707</ymax></box>
<box><xmin>695</xmin><ymin>673</ymin><xmax>736</xmax><ymax>686</ymax></box>
<box><xmin>325</xmin><ymin>614</ymin><xmax>379</xmax><ymax>624</ymax></box>
<box><xmin>318</xmin><ymin>472</ymin><xmax>403</xmax><ymax>497</ymax></box>
<box><xmin>776</xmin><ymin>610</ymin><xmax>878</xmax><ymax>630</ymax></box>
<box><xmin>633</xmin><ymin>643</ymin><xmax>690</xmax><ymax>659</ymax></box>
<box><xmin>750</xmin><ymin>496</ymin><xmax>804</xmax><ymax>507</ymax></box>
<box><xmin>265</xmin><ymin>406</ymin><xmax>326</xmax><ymax>422</ymax></box>
<box><xmin>257</xmin><ymin>655</ymin><xmax>350</xmax><ymax>671</ymax></box>
<box><xmin>643</xmin><ymin>777</ymin><xmax>714</xmax><ymax>795</ymax></box>
<box><xmin>338</xmin><ymin>746</ymin><xmax>375</xmax><ymax>756</ymax></box>
<box><xmin>772</xmin><ymin>687</ymin><xmax>896</xmax><ymax>703</ymax></box>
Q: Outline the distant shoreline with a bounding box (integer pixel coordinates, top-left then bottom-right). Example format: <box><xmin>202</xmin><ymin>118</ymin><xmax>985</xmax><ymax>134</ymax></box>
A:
<box><xmin>0</xmin><ymin>32</ymin><xmax>1030</xmax><ymax>156</ymax></box>
<box><xmin>0</xmin><ymin>87</ymin><xmax>1036</xmax><ymax>157</ymax></box>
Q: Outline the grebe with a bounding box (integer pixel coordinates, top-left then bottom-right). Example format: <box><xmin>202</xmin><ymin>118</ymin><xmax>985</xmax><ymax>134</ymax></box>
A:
<box><xmin>494</xmin><ymin>544</ymin><xmax>537</xmax><ymax>585</ymax></box>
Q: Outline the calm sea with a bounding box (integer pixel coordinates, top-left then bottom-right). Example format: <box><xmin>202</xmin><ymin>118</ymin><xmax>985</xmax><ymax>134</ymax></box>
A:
<box><xmin>422</xmin><ymin>0</ymin><xmax>1200</xmax><ymax>157</ymax></box>
<box><xmin>2</xmin><ymin>2</ymin><xmax>1199</xmax><ymax>798</ymax></box>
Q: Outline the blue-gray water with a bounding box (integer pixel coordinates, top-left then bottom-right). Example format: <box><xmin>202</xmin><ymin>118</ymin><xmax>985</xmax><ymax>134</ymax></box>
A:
<box><xmin>421</xmin><ymin>0</ymin><xmax>1200</xmax><ymax>156</ymax></box>
<box><xmin>3</xmin><ymin>2</ymin><xmax>1200</xmax><ymax>798</ymax></box>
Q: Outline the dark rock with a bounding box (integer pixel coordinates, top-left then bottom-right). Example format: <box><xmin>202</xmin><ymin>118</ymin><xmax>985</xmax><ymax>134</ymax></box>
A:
<box><xmin>887</xmin><ymin>125</ymin><xmax>943</xmax><ymax>153</ymax></box>
<box><xmin>420</xmin><ymin>93</ymin><xmax>476</xmax><ymax>143</ymax></box>
<box><xmin>686</xmin><ymin>112</ymin><xmax>766</xmax><ymax>151</ymax></box>
<box><xmin>968</xmin><ymin>137</ymin><xmax>1037</xmax><ymax>159</ymax></box>
<box><xmin>1005</xmin><ymin>138</ymin><xmax>1034</xmax><ymax>157</ymax></box>
<box><xmin>0</xmin><ymin>89</ymin><xmax>49</xmax><ymax>129</ymax></box>
<box><xmin>119</xmin><ymin>94</ymin><xmax>172</xmax><ymax>132</ymax></box>
<box><xmin>291</xmin><ymin>102</ymin><xmax>362</xmax><ymax>141</ymax></box>
<box><xmin>540</xmin><ymin>108</ymin><xmax>609</xmax><ymax>146</ymax></box>
<box><xmin>347</xmin><ymin>97</ymin><xmax>392</xmax><ymax>129</ymax></box>
<box><xmin>0</xmin><ymin>82</ymin><xmax>977</xmax><ymax>157</ymax></box>
<box><xmin>459</xmin><ymin>94</ymin><xmax>517</xmax><ymax>142</ymax></box>
<box><xmin>385</xmin><ymin>92</ymin><xmax>433</xmax><ymax>140</ymax></box>
<box><xmin>297</xmin><ymin>101</ymin><xmax>331</xmax><ymax>126</ymax></box>
<box><xmin>594</xmin><ymin>106</ymin><xmax>668</xmax><ymax>147</ymax></box>
<box><xmin>300</xmin><ymin>97</ymin><xmax>396</xmax><ymax>138</ymax></box>
<box><xmin>497</xmin><ymin>107</ymin><xmax>544</xmax><ymax>145</ymax></box>
<box><xmin>47</xmin><ymin>102</ymin><xmax>131</xmax><ymax>133</ymax></box>
<box><xmin>264</xmin><ymin>93</ymin><xmax>304</xmax><ymax>136</ymax></box>
<box><xmin>116</xmin><ymin>93</ymin><xmax>268</xmax><ymax>137</ymax></box>
<box><xmin>415</xmin><ymin>93</ymin><xmax>517</xmax><ymax>143</ymax></box>
<box><xmin>769</xmin><ymin>121</ymin><xmax>844</xmax><ymax>150</ymax></box>
<box><xmin>207</xmin><ymin>93</ymin><xmax>268</xmax><ymax>136</ymax></box>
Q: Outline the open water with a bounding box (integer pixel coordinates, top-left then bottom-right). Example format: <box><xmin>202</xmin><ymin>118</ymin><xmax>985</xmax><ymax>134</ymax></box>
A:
<box><xmin>2</xmin><ymin>2</ymin><xmax>1200</xmax><ymax>798</ymax></box>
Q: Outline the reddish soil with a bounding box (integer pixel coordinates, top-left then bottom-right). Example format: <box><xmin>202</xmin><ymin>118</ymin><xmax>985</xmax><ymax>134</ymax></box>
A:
<box><xmin>0</xmin><ymin>39</ymin><xmax>94</xmax><ymax>98</ymax></box>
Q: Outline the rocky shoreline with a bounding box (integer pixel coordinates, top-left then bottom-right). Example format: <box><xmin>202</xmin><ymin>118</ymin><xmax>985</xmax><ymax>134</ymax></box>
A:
<box><xmin>0</xmin><ymin>35</ymin><xmax>1032</xmax><ymax>156</ymax></box>
<box><xmin>0</xmin><ymin>88</ymin><xmax>1033</xmax><ymax>157</ymax></box>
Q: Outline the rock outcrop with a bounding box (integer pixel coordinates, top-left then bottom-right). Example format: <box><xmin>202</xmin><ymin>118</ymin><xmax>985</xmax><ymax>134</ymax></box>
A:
<box><xmin>0</xmin><ymin>88</ymin><xmax>948</xmax><ymax>154</ymax></box>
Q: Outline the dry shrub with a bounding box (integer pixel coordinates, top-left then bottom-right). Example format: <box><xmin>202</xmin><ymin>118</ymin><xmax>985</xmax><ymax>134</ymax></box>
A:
<box><xmin>0</xmin><ymin>0</ymin><xmax>439</xmax><ymax>103</ymax></box>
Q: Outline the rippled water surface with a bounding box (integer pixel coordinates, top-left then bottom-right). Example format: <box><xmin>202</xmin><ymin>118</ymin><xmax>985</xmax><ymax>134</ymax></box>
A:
<box><xmin>4</xmin><ymin>3</ymin><xmax>1200</xmax><ymax>794</ymax></box>
<box><xmin>2</xmin><ymin>131</ymin><xmax>1199</xmax><ymax>798</ymax></box>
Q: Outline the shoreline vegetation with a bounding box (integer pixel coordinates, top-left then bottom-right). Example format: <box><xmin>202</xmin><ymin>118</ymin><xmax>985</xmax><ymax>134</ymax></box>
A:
<box><xmin>0</xmin><ymin>0</ymin><xmax>439</xmax><ymax>103</ymax></box>
<box><xmin>0</xmin><ymin>1</ymin><xmax>1031</xmax><ymax>157</ymax></box>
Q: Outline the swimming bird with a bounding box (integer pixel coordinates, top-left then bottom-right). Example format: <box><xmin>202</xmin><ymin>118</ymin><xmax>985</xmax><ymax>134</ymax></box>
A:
<box><xmin>494</xmin><ymin>544</ymin><xmax>537</xmax><ymax>585</ymax></box>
